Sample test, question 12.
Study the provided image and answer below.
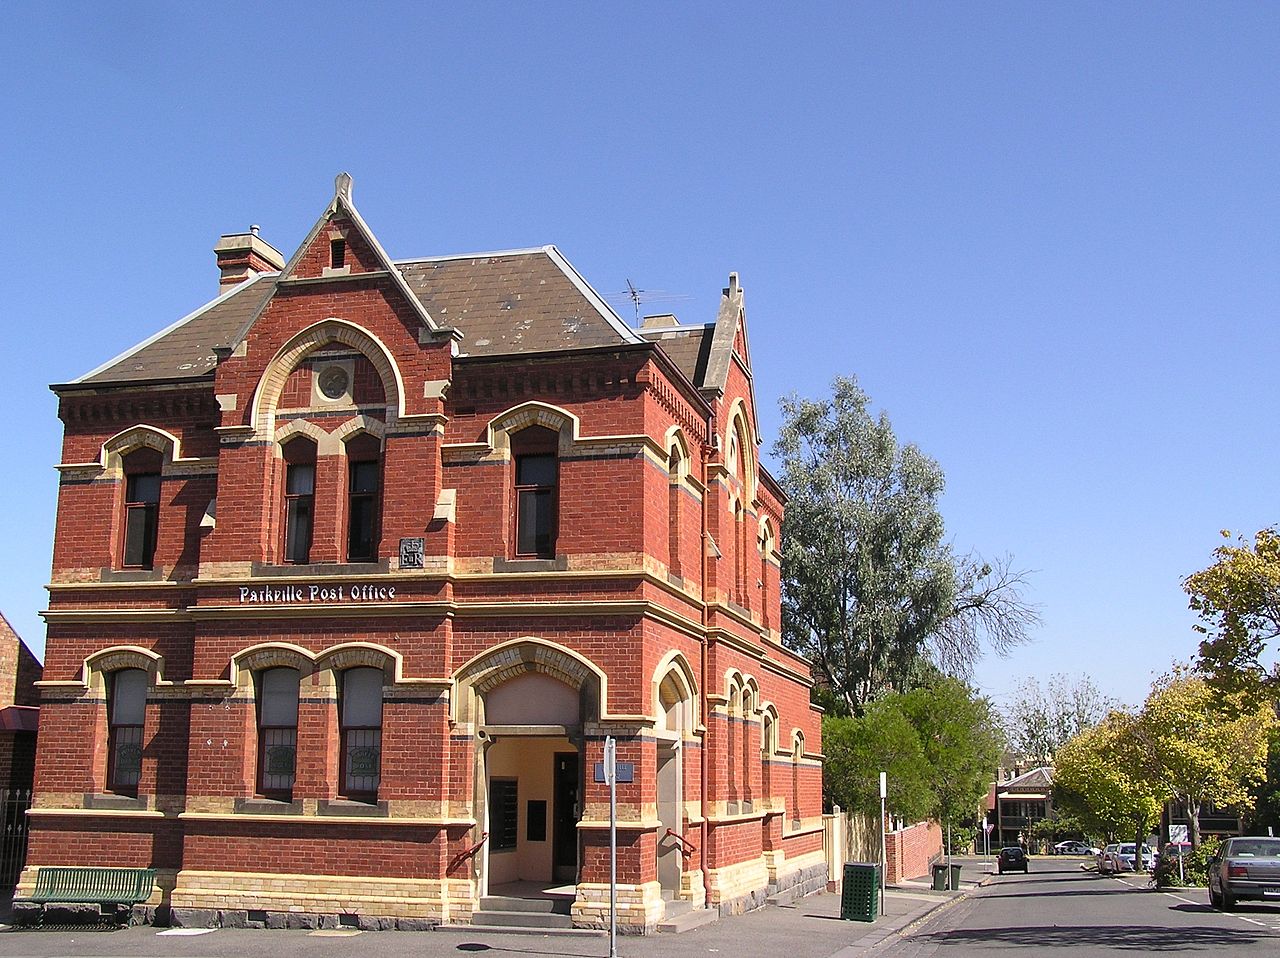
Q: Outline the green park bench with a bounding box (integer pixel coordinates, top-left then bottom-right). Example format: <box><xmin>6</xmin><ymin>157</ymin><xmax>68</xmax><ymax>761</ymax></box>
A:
<box><xmin>14</xmin><ymin>866</ymin><xmax>156</xmax><ymax>924</ymax></box>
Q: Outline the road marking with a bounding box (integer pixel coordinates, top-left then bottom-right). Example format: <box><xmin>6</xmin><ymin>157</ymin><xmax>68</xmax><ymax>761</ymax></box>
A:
<box><xmin>157</xmin><ymin>927</ymin><xmax>217</xmax><ymax>936</ymax></box>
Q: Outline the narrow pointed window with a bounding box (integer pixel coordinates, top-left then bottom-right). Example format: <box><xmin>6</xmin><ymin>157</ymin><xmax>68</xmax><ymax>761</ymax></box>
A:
<box><xmin>121</xmin><ymin>448</ymin><xmax>163</xmax><ymax>569</ymax></box>
<box><xmin>282</xmin><ymin>438</ymin><xmax>316</xmax><ymax>564</ymax></box>
<box><xmin>257</xmin><ymin>667</ymin><xmax>299</xmax><ymax>800</ymax></box>
<box><xmin>340</xmin><ymin>668</ymin><xmax>383</xmax><ymax>801</ymax></box>
<box><xmin>107</xmin><ymin>668</ymin><xmax>147</xmax><ymax>795</ymax></box>
<box><xmin>345</xmin><ymin>434</ymin><xmax>381</xmax><ymax>562</ymax></box>
<box><xmin>512</xmin><ymin>426</ymin><xmax>558</xmax><ymax>558</ymax></box>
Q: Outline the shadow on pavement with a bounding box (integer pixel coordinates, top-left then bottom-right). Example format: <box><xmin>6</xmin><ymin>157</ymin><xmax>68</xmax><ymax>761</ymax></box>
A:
<box><xmin>452</xmin><ymin>944</ymin><xmax>601</xmax><ymax>957</ymax></box>
<box><xmin>978</xmin><ymin>888</ymin><xmax>1154</xmax><ymax>900</ymax></box>
<box><xmin>913</xmin><ymin>923</ymin><xmax>1266</xmax><ymax>950</ymax></box>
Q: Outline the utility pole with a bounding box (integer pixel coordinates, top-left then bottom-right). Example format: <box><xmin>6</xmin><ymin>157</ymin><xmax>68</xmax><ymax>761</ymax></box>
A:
<box><xmin>879</xmin><ymin>771</ymin><xmax>887</xmax><ymax>916</ymax></box>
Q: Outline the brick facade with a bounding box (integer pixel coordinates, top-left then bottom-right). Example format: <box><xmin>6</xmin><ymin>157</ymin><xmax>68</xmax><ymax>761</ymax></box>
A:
<box><xmin>30</xmin><ymin>176</ymin><xmax>823</xmax><ymax>931</ymax></box>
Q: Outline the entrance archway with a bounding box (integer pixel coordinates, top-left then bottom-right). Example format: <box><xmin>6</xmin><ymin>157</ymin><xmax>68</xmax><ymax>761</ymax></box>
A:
<box><xmin>653</xmin><ymin>656</ymin><xmax>697</xmax><ymax>900</ymax></box>
<box><xmin>455</xmin><ymin>640</ymin><xmax>604</xmax><ymax>897</ymax></box>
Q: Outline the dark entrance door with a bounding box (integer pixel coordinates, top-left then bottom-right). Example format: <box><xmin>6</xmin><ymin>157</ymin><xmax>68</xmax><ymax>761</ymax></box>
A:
<box><xmin>553</xmin><ymin>751</ymin><xmax>580</xmax><ymax>882</ymax></box>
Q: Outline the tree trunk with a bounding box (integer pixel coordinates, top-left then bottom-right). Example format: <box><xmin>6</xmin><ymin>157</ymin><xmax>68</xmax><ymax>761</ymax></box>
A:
<box><xmin>1134</xmin><ymin>823</ymin><xmax>1145</xmax><ymax>873</ymax></box>
<box><xmin>1188</xmin><ymin>798</ymin><xmax>1202</xmax><ymax>849</ymax></box>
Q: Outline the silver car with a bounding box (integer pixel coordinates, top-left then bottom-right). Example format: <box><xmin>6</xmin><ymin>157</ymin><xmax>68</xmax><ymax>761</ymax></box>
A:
<box><xmin>1208</xmin><ymin>837</ymin><xmax>1280</xmax><ymax>910</ymax></box>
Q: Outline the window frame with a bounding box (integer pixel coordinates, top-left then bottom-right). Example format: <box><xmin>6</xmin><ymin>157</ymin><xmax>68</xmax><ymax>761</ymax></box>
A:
<box><xmin>282</xmin><ymin>440</ymin><xmax>317</xmax><ymax>564</ymax></box>
<box><xmin>345</xmin><ymin>437</ymin><xmax>382</xmax><ymax>563</ymax></box>
<box><xmin>255</xmin><ymin>667</ymin><xmax>300</xmax><ymax>801</ymax></box>
<box><xmin>106</xmin><ymin>668</ymin><xmax>147</xmax><ymax>796</ymax></box>
<box><xmin>339</xmin><ymin>667</ymin><xmax>383</xmax><ymax>802</ymax></box>
<box><xmin>510</xmin><ymin>426</ymin><xmax>560</xmax><ymax>560</ymax></box>
<box><xmin>121</xmin><ymin>451</ymin><xmax>162</xmax><ymax>570</ymax></box>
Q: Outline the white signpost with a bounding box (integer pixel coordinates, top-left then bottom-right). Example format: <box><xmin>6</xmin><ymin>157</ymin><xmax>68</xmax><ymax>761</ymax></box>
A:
<box><xmin>605</xmin><ymin>735</ymin><xmax>619</xmax><ymax>958</ymax></box>
<box><xmin>879</xmin><ymin>771</ymin><xmax>887</xmax><ymax>916</ymax></box>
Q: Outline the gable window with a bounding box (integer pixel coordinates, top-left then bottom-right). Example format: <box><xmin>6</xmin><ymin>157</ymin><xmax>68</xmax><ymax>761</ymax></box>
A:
<box><xmin>512</xmin><ymin>426</ymin><xmax>558</xmax><ymax>558</ymax></box>
<box><xmin>257</xmin><ymin>667</ymin><xmax>300</xmax><ymax>800</ymax></box>
<box><xmin>282</xmin><ymin>438</ymin><xmax>316</xmax><ymax>564</ymax></box>
<box><xmin>330</xmin><ymin>238</ymin><xmax>346</xmax><ymax>269</ymax></box>
<box><xmin>107</xmin><ymin>668</ymin><xmax>147</xmax><ymax>795</ymax></box>
<box><xmin>340</xmin><ymin>667</ymin><xmax>383</xmax><ymax>800</ymax></box>
<box><xmin>346</xmin><ymin>434</ymin><xmax>381</xmax><ymax>562</ymax></box>
<box><xmin>121</xmin><ymin>448</ymin><xmax>163</xmax><ymax>569</ymax></box>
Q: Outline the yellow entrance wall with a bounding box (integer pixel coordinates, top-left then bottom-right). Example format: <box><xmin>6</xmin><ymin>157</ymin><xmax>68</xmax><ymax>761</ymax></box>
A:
<box><xmin>486</xmin><ymin>736</ymin><xmax>572</xmax><ymax>885</ymax></box>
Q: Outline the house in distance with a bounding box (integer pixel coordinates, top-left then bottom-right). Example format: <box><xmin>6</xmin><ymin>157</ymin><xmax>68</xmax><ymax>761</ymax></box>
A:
<box><xmin>30</xmin><ymin>174</ymin><xmax>823</xmax><ymax>932</ymax></box>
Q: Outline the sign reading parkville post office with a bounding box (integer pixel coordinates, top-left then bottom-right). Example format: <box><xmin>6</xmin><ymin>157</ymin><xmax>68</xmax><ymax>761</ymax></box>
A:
<box><xmin>238</xmin><ymin>583</ymin><xmax>399</xmax><ymax>604</ymax></box>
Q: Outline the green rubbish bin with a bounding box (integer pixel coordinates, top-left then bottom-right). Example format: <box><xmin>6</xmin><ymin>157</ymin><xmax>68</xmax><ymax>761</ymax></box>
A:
<box><xmin>931</xmin><ymin>863</ymin><xmax>949</xmax><ymax>890</ymax></box>
<box><xmin>840</xmin><ymin>861</ymin><xmax>880</xmax><ymax>922</ymax></box>
<box><xmin>949</xmin><ymin>863</ymin><xmax>962</xmax><ymax>889</ymax></box>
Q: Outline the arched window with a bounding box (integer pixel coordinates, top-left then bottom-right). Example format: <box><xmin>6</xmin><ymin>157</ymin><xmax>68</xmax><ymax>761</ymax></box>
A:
<box><xmin>740</xmin><ymin>685</ymin><xmax>754</xmax><ymax>810</ymax></box>
<box><xmin>726</xmin><ymin>681</ymin><xmax>741</xmax><ymax>812</ymax></box>
<box><xmin>340</xmin><ymin>667</ymin><xmax>383</xmax><ymax>800</ymax></box>
<box><xmin>511</xmin><ymin>425</ymin><xmax>558</xmax><ymax>558</ymax></box>
<box><xmin>761</xmin><ymin>709</ymin><xmax>776</xmax><ymax>798</ymax></box>
<box><xmin>791</xmin><ymin>731</ymin><xmax>805</xmax><ymax>829</ymax></box>
<box><xmin>760</xmin><ymin>521</ymin><xmax>776</xmax><ymax>631</ymax></box>
<box><xmin>107</xmin><ymin>668</ymin><xmax>147</xmax><ymax>795</ymax></box>
<box><xmin>121</xmin><ymin>448</ymin><xmax>163</xmax><ymax>569</ymax></box>
<box><xmin>345</xmin><ymin>434</ymin><xmax>381</xmax><ymax>562</ymax></box>
<box><xmin>257</xmin><ymin>667</ymin><xmax>300</xmax><ymax>800</ymax></box>
<box><xmin>282</xmin><ymin>437</ymin><xmax>317</xmax><ymax>564</ymax></box>
<box><xmin>667</xmin><ymin>445</ymin><xmax>683</xmax><ymax>578</ymax></box>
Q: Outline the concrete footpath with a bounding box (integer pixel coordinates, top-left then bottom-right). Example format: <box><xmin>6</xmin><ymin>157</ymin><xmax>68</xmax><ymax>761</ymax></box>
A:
<box><xmin>0</xmin><ymin>864</ymin><xmax>988</xmax><ymax>958</ymax></box>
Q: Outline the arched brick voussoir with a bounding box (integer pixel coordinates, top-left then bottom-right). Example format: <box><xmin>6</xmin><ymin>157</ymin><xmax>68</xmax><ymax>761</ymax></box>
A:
<box><xmin>250</xmin><ymin>319</ymin><xmax>406</xmax><ymax>438</ymax></box>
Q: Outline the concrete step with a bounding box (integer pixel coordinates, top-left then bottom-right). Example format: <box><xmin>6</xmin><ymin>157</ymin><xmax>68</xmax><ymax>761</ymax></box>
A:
<box><xmin>657</xmin><ymin>906</ymin><xmax>719</xmax><ymax>934</ymax></box>
<box><xmin>470</xmin><ymin>909</ymin><xmax>574</xmax><ymax>929</ymax></box>
<box><xmin>479</xmin><ymin>896</ymin><xmax>571</xmax><ymax>914</ymax></box>
<box><xmin>436</xmin><ymin>922</ymin><xmax>605</xmax><ymax>938</ymax></box>
<box><xmin>663</xmin><ymin>898</ymin><xmax>694</xmax><ymax>919</ymax></box>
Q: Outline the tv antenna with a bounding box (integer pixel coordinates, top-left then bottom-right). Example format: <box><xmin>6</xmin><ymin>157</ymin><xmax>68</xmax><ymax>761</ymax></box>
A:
<box><xmin>604</xmin><ymin>281</ymin><xmax>693</xmax><ymax>325</ymax></box>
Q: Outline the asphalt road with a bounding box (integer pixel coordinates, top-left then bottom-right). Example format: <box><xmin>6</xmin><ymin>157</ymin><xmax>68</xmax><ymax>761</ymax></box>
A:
<box><xmin>890</xmin><ymin>857</ymin><xmax>1280</xmax><ymax>956</ymax></box>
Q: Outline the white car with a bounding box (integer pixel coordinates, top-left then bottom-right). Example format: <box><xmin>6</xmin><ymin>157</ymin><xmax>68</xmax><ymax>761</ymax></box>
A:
<box><xmin>1102</xmin><ymin>842</ymin><xmax>1155</xmax><ymax>873</ymax></box>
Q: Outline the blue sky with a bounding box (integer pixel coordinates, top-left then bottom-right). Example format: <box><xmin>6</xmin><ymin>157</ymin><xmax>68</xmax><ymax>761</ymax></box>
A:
<box><xmin>2</xmin><ymin>3</ymin><xmax>1276</xmax><ymax>709</ymax></box>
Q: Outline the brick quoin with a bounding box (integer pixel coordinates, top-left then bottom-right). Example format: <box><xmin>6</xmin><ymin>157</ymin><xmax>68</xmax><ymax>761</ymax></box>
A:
<box><xmin>32</xmin><ymin>175</ymin><xmax>823</xmax><ymax>932</ymax></box>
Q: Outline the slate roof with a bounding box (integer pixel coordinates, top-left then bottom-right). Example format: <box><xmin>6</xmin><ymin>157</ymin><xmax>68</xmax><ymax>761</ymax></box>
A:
<box><xmin>62</xmin><ymin>247</ymin><xmax>656</xmax><ymax>389</ymax></box>
<box><xmin>639</xmin><ymin>326</ymin><xmax>714</xmax><ymax>387</ymax></box>
<box><xmin>998</xmin><ymin>766</ymin><xmax>1053</xmax><ymax>795</ymax></box>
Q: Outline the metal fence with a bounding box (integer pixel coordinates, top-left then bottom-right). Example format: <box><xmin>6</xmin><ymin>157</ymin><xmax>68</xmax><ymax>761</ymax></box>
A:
<box><xmin>0</xmin><ymin>789</ymin><xmax>31</xmax><ymax>887</ymax></box>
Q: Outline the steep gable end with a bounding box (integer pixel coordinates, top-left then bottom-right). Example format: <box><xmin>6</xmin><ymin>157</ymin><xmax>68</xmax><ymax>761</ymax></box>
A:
<box><xmin>221</xmin><ymin>173</ymin><xmax>454</xmax><ymax>354</ymax></box>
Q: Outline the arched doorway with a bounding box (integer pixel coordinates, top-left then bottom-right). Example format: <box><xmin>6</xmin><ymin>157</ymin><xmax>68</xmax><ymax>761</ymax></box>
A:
<box><xmin>654</xmin><ymin>658</ymin><xmax>696</xmax><ymax>900</ymax></box>
<box><xmin>456</xmin><ymin>640</ymin><xmax>603</xmax><ymax>898</ymax></box>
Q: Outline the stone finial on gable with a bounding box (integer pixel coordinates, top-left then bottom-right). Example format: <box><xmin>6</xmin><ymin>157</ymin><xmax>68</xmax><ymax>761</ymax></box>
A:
<box><xmin>335</xmin><ymin>171</ymin><xmax>354</xmax><ymax>203</ymax></box>
<box><xmin>727</xmin><ymin>272</ymin><xmax>740</xmax><ymax>297</ymax></box>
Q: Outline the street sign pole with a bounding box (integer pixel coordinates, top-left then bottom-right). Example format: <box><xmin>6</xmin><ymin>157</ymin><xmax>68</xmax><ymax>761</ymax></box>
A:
<box><xmin>605</xmin><ymin>735</ymin><xmax>618</xmax><ymax>958</ymax></box>
<box><xmin>879</xmin><ymin>771</ymin><xmax>887</xmax><ymax>916</ymax></box>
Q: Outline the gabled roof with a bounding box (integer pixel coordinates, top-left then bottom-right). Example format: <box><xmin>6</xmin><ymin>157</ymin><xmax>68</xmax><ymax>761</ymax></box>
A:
<box><xmin>998</xmin><ymin>766</ymin><xmax>1053</xmax><ymax>796</ymax></box>
<box><xmin>61</xmin><ymin>247</ymin><xmax>645</xmax><ymax>389</ymax></box>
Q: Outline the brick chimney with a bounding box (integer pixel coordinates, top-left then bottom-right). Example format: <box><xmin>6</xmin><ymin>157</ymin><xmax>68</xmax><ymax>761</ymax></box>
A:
<box><xmin>214</xmin><ymin>225</ymin><xmax>285</xmax><ymax>291</ymax></box>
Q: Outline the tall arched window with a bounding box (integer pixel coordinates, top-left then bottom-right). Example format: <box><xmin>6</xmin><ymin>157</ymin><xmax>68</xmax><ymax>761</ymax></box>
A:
<box><xmin>791</xmin><ymin>731</ymin><xmax>805</xmax><ymax>829</ymax></box>
<box><xmin>340</xmin><ymin>667</ymin><xmax>383</xmax><ymax>800</ymax></box>
<box><xmin>726</xmin><ymin>681</ymin><xmax>741</xmax><ymax>812</ymax></box>
<box><xmin>345</xmin><ymin>434</ymin><xmax>381</xmax><ymax>562</ymax></box>
<box><xmin>760</xmin><ymin>521</ymin><xmax>776</xmax><ymax>631</ymax></box>
<box><xmin>257</xmin><ymin>667</ymin><xmax>300</xmax><ymax>800</ymax></box>
<box><xmin>740</xmin><ymin>685</ymin><xmax>754</xmax><ymax>810</ymax></box>
<box><xmin>667</xmin><ymin>445</ymin><xmax>683</xmax><ymax>578</ymax></box>
<box><xmin>511</xmin><ymin>425</ymin><xmax>559</xmax><ymax>558</ymax></box>
<box><xmin>107</xmin><ymin>668</ymin><xmax>147</xmax><ymax>795</ymax></box>
<box><xmin>121</xmin><ymin>448</ymin><xmax>163</xmax><ymax>569</ymax></box>
<box><xmin>282</xmin><ymin>437</ymin><xmax>317</xmax><ymax>564</ymax></box>
<box><xmin>761</xmin><ymin>709</ymin><xmax>775</xmax><ymax>799</ymax></box>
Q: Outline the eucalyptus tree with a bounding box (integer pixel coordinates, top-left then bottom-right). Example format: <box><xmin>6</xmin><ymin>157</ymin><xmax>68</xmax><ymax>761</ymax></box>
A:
<box><xmin>775</xmin><ymin>375</ymin><xmax>1036</xmax><ymax>714</ymax></box>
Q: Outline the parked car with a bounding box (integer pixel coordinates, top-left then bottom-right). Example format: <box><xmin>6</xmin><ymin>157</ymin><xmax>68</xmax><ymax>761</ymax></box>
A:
<box><xmin>1208</xmin><ymin>836</ymin><xmax>1280</xmax><ymax>910</ymax></box>
<box><xmin>1098</xmin><ymin>844</ymin><xmax>1118</xmax><ymax>873</ymax></box>
<box><xmin>1101</xmin><ymin>842</ymin><xmax>1155</xmax><ymax>873</ymax></box>
<box><xmin>1054</xmin><ymin>840</ymin><xmax>1092</xmax><ymax>856</ymax></box>
<box><xmin>998</xmin><ymin>846</ymin><xmax>1029</xmax><ymax>874</ymax></box>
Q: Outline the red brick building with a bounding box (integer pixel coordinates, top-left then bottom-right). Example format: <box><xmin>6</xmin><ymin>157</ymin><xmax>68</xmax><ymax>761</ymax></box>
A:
<box><xmin>29</xmin><ymin>174</ymin><xmax>823</xmax><ymax>931</ymax></box>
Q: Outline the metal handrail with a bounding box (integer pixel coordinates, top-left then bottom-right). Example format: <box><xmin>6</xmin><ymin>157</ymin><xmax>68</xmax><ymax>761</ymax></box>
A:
<box><xmin>664</xmin><ymin>828</ymin><xmax>696</xmax><ymax>856</ymax></box>
<box><xmin>450</xmin><ymin>831</ymin><xmax>489</xmax><ymax>870</ymax></box>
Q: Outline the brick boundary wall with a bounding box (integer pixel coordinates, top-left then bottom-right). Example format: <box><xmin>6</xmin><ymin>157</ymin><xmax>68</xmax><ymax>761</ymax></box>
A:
<box><xmin>884</xmin><ymin>821</ymin><xmax>942</xmax><ymax>884</ymax></box>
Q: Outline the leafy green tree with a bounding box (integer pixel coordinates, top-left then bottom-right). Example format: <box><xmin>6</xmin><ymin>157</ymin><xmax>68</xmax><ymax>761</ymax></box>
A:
<box><xmin>1135</xmin><ymin>671</ymin><xmax>1274</xmax><ymax>847</ymax></box>
<box><xmin>903</xmin><ymin>678</ymin><xmax>1004</xmax><ymax>853</ymax></box>
<box><xmin>1185</xmin><ymin>528</ymin><xmax>1280</xmax><ymax>702</ymax></box>
<box><xmin>775</xmin><ymin>376</ymin><xmax>1037</xmax><ymax>713</ymax></box>
<box><xmin>822</xmin><ymin>696</ymin><xmax>932</xmax><ymax>820</ymax></box>
<box><xmin>1002</xmin><ymin>673</ymin><xmax>1114</xmax><ymax>764</ymax></box>
<box><xmin>1055</xmin><ymin>713</ymin><xmax>1163</xmax><ymax>865</ymax></box>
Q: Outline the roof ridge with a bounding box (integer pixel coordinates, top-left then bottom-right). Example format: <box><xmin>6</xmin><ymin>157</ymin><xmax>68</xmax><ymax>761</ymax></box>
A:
<box><xmin>394</xmin><ymin>245</ymin><xmax>555</xmax><ymax>265</ymax></box>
